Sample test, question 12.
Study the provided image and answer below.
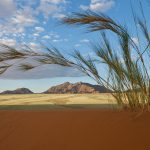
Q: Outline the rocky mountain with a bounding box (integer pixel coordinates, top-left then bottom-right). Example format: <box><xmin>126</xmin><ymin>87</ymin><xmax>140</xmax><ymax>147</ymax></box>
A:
<box><xmin>1</xmin><ymin>88</ymin><xmax>33</xmax><ymax>94</ymax></box>
<box><xmin>44</xmin><ymin>82</ymin><xmax>112</xmax><ymax>94</ymax></box>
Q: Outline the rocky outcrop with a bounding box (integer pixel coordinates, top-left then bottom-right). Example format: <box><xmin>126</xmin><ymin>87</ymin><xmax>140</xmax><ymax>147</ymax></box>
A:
<box><xmin>44</xmin><ymin>82</ymin><xmax>112</xmax><ymax>94</ymax></box>
<box><xmin>1</xmin><ymin>88</ymin><xmax>33</xmax><ymax>94</ymax></box>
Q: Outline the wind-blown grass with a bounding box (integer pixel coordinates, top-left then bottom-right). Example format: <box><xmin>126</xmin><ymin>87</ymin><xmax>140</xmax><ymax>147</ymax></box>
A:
<box><xmin>0</xmin><ymin>4</ymin><xmax>150</xmax><ymax>110</ymax></box>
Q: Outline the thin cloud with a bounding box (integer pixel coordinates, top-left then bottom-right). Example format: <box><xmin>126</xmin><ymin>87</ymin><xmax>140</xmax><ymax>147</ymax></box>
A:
<box><xmin>131</xmin><ymin>37</ymin><xmax>139</xmax><ymax>45</ymax></box>
<box><xmin>0</xmin><ymin>38</ymin><xmax>16</xmax><ymax>47</ymax></box>
<box><xmin>80</xmin><ymin>0</ymin><xmax>115</xmax><ymax>12</ymax></box>
<box><xmin>0</xmin><ymin>64</ymin><xmax>85</xmax><ymax>79</ymax></box>
<box><xmin>0</xmin><ymin>0</ymin><xmax>16</xmax><ymax>18</ymax></box>
<box><xmin>80</xmin><ymin>39</ymin><xmax>90</xmax><ymax>43</ymax></box>
<box><xmin>35</xmin><ymin>26</ymin><xmax>45</xmax><ymax>33</ymax></box>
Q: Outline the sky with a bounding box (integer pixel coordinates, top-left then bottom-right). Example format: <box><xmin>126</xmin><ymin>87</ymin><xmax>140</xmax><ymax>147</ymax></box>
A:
<box><xmin>0</xmin><ymin>0</ymin><xmax>150</xmax><ymax>93</ymax></box>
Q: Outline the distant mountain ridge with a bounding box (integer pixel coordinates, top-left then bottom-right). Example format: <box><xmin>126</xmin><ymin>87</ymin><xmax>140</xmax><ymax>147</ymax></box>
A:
<box><xmin>1</xmin><ymin>82</ymin><xmax>112</xmax><ymax>94</ymax></box>
<box><xmin>1</xmin><ymin>88</ymin><xmax>33</xmax><ymax>94</ymax></box>
<box><xmin>44</xmin><ymin>82</ymin><xmax>112</xmax><ymax>94</ymax></box>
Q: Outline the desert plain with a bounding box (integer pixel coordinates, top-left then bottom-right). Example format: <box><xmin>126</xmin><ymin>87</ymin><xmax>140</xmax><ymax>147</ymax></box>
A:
<box><xmin>0</xmin><ymin>94</ymin><xmax>150</xmax><ymax>150</ymax></box>
<box><xmin>0</xmin><ymin>93</ymin><xmax>115</xmax><ymax>105</ymax></box>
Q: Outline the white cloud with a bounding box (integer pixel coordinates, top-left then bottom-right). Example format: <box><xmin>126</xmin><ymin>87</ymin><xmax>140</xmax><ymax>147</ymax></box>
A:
<box><xmin>52</xmin><ymin>39</ymin><xmax>62</xmax><ymax>42</ymax></box>
<box><xmin>132</xmin><ymin>37</ymin><xmax>139</xmax><ymax>45</ymax></box>
<box><xmin>43</xmin><ymin>32</ymin><xmax>68</xmax><ymax>43</ymax></box>
<box><xmin>0</xmin><ymin>5</ymin><xmax>37</xmax><ymax>39</ymax></box>
<box><xmin>0</xmin><ymin>25</ymin><xmax>25</xmax><ymax>35</ymax></box>
<box><xmin>29</xmin><ymin>42</ymin><xmax>41</xmax><ymax>50</ymax></box>
<box><xmin>80</xmin><ymin>39</ymin><xmax>90</xmax><ymax>43</ymax></box>
<box><xmin>75</xmin><ymin>44</ymin><xmax>81</xmax><ymax>47</ymax></box>
<box><xmin>53</xmin><ymin>13</ymin><xmax>66</xmax><ymax>19</ymax></box>
<box><xmin>0</xmin><ymin>0</ymin><xmax>68</xmax><ymax>49</ymax></box>
<box><xmin>37</xmin><ymin>4</ymin><xmax>58</xmax><ymax>19</ymax></box>
<box><xmin>33</xmin><ymin>33</ymin><xmax>40</xmax><ymax>37</ymax></box>
<box><xmin>11</xmin><ymin>9</ymin><xmax>37</xmax><ymax>27</ymax></box>
<box><xmin>0</xmin><ymin>64</ymin><xmax>84</xmax><ymax>79</ymax></box>
<box><xmin>42</xmin><ymin>35</ymin><xmax>51</xmax><ymax>39</ymax></box>
<box><xmin>41</xmin><ymin>0</ymin><xmax>66</xmax><ymax>4</ymax></box>
<box><xmin>37</xmin><ymin>0</ymin><xmax>67</xmax><ymax>19</ymax></box>
<box><xmin>51</xmin><ymin>0</ymin><xmax>66</xmax><ymax>4</ymax></box>
<box><xmin>80</xmin><ymin>0</ymin><xmax>115</xmax><ymax>12</ymax></box>
<box><xmin>0</xmin><ymin>38</ymin><xmax>16</xmax><ymax>46</ymax></box>
<box><xmin>52</xmin><ymin>37</ymin><xmax>68</xmax><ymax>43</ymax></box>
<box><xmin>0</xmin><ymin>0</ymin><xmax>16</xmax><ymax>18</ymax></box>
<box><xmin>35</xmin><ymin>27</ymin><xmax>45</xmax><ymax>33</ymax></box>
<box><xmin>79</xmin><ymin>5</ymin><xmax>89</xmax><ymax>11</ymax></box>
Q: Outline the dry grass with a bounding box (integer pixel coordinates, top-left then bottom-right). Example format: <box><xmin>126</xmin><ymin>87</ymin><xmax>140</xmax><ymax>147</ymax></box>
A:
<box><xmin>0</xmin><ymin>94</ymin><xmax>115</xmax><ymax>105</ymax></box>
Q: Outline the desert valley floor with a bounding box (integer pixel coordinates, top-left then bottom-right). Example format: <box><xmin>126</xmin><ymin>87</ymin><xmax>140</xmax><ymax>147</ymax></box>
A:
<box><xmin>0</xmin><ymin>94</ymin><xmax>150</xmax><ymax>150</ymax></box>
<box><xmin>0</xmin><ymin>93</ymin><xmax>115</xmax><ymax>106</ymax></box>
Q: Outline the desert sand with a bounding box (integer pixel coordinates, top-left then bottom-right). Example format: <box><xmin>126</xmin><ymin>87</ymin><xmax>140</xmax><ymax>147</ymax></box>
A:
<box><xmin>0</xmin><ymin>109</ymin><xmax>150</xmax><ymax>150</ymax></box>
<box><xmin>0</xmin><ymin>94</ymin><xmax>115</xmax><ymax>105</ymax></box>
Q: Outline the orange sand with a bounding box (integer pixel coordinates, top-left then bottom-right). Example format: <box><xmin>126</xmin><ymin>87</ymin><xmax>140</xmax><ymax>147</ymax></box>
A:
<box><xmin>0</xmin><ymin>109</ymin><xmax>150</xmax><ymax>150</ymax></box>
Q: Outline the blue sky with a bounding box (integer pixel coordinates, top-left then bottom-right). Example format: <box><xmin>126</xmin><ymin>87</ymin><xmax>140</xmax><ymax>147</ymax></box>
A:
<box><xmin>0</xmin><ymin>0</ymin><xmax>149</xmax><ymax>92</ymax></box>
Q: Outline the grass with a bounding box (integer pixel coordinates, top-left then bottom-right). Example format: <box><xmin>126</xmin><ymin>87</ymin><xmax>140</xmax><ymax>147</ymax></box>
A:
<box><xmin>0</xmin><ymin>104</ymin><xmax>118</xmax><ymax>110</ymax></box>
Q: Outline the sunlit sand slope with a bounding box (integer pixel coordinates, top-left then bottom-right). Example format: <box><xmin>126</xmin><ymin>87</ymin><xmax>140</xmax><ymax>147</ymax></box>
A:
<box><xmin>0</xmin><ymin>94</ymin><xmax>115</xmax><ymax>105</ymax></box>
<box><xmin>0</xmin><ymin>110</ymin><xmax>150</xmax><ymax>150</ymax></box>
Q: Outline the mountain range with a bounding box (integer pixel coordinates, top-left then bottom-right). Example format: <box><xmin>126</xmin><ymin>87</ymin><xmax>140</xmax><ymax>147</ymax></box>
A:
<box><xmin>1</xmin><ymin>88</ymin><xmax>33</xmax><ymax>94</ymax></box>
<box><xmin>44</xmin><ymin>82</ymin><xmax>111</xmax><ymax>94</ymax></box>
<box><xmin>1</xmin><ymin>82</ymin><xmax>112</xmax><ymax>94</ymax></box>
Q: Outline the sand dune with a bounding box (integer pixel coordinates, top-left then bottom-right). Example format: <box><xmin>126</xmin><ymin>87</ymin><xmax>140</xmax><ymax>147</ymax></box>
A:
<box><xmin>0</xmin><ymin>94</ymin><xmax>149</xmax><ymax>150</ymax></box>
<box><xmin>0</xmin><ymin>110</ymin><xmax>150</xmax><ymax>150</ymax></box>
